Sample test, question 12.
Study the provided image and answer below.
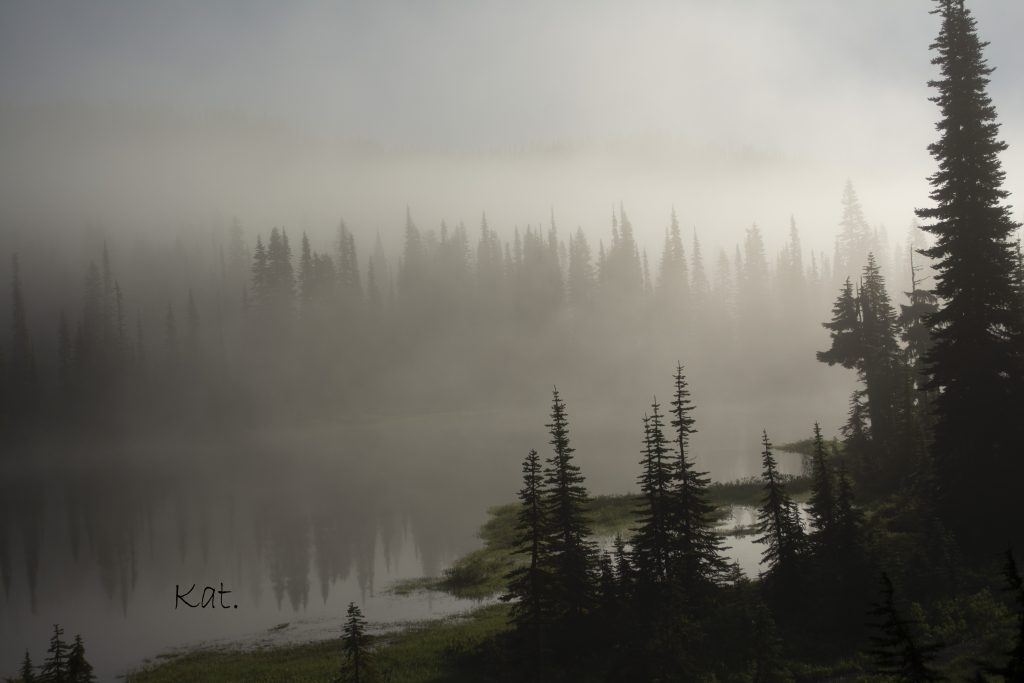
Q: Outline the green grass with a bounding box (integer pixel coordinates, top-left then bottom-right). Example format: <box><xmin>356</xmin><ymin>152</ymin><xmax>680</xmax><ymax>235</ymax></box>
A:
<box><xmin>391</xmin><ymin>479</ymin><xmax>807</xmax><ymax>600</ymax></box>
<box><xmin>125</xmin><ymin>603</ymin><xmax>511</xmax><ymax>683</ymax></box>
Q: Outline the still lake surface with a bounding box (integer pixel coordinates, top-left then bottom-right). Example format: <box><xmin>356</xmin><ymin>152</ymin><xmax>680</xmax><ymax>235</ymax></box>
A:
<box><xmin>0</xmin><ymin>412</ymin><xmax>803</xmax><ymax>680</ymax></box>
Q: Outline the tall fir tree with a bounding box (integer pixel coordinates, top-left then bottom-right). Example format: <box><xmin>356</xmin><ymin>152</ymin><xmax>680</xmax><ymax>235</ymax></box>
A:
<box><xmin>541</xmin><ymin>388</ymin><xmax>595</xmax><ymax>630</ymax></box>
<box><xmin>866</xmin><ymin>573</ymin><xmax>943</xmax><ymax>682</ymax></box>
<box><xmin>633</xmin><ymin>403</ymin><xmax>675</xmax><ymax>589</ymax></box>
<box><xmin>40</xmin><ymin>624</ymin><xmax>68</xmax><ymax>683</ymax></box>
<box><xmin>817</xmin><ymin>278</ymin><xmax>861</xmax><ymax>370</ymax></box>
<box><xmin>806</xmin><ymin>423</ymin><xmax>836</xmax><ymax>553</ymax></box>
<box><xmin>993</xmin><ymin>550</ymin><xmax>1024</xmax><ymax>681</ymax></box>
<box><xmin>341</xmin><ymin>602</ymin><xmax>371</xmax><ymax>683</ymax></box>
<box><xmin>754</xmin><ymin>431</ymin><xmax>805</xmax><ymax>578</ymax></box>
<box><xmin>503</xmin><ymin>449</ymin><xmax>549</xmax><ymax>669</ymax></box>
<box><xmin>668</xmin><ymin>364</ymin><xmax>727</xmax><ymax>593</ymax></box>
<box><xmin>19</xmin><ymin>650</ymin><xmax>34</xmax><ymax>683</ymax></box>
<box><xmin>915</xmin><ymin>0</ymin><xmax>1024</xmax><ymax>545</ymax></box>
<box><xmin>66</xmin><ymin>634</ymin><xmax>96</xmax><ymax>683</ymax></box>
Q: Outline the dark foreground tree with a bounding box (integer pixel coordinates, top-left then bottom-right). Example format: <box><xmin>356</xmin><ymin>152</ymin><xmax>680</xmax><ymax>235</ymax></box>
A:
<box><xmin>541</xmin><ymin>388</ymin><xmax>595</xmax><ymax>633</ymax></box>
<box><xmin>866</xmin><ymin>573</ymin><xmax>944</xmax><ymax>682</ymax></box>
<box><xmin>915</xmin><ymin>0</ymin><xmax>1024</xmax><ymax>547</ymax></box>
<box><xmin>754</xmin><ymin>430</ymin><xmax>804</xmax><ymax>580</ymax></box>
<box><xmin>18</xmin><ymin>651</ymin><xmax>34</xmax><ymax>683</ymax></box>
<box><xmin>668</xmin><ymin>363</ymin><xmax>728</xmax><ymax>596</ymax></box>
<box><xmin>503</xmin><ymin>448</ymin><xmax>549</xmax><ymax>672</ymax></box>
<box><xmin>806</xmin><ymin>422</ymin><xmax>836</xmax><ymax>553</ymax></box>
<box><xmin>341</xmin><ymin>602</ymin><xmax>371</xmax><ymax>683</ymax></box>
<box><xmin>992</xmin><ymin>550</ymin><xmax>1024</xmax><ymax>681</ymax></box>
<box><xmin>632</xmin><ymin>402</ymin><xmax>674</xmax><ymax>591</ymax></box>
<box><xmin>66</xmin><ymin>634</ymin><xmax>96</xmax><ymax>683</ymax></box>
<box><xmin>40</xmin><ymin>624</ymin><xmax>68</xmax><ymax>683</ymax></box>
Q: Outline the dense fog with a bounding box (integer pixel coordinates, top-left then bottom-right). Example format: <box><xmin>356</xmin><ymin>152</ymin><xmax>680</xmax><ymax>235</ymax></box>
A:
<box><xmin>3</xmin><ymin>1</ymin><xmax>1024</xmax><ymax>680</ymax></box>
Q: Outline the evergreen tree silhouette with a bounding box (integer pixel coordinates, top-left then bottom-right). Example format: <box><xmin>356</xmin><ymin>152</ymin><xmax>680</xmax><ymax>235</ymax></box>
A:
<box><xmin>817</xmin><ymin>278</ymin><xmax>861</xmax><ymax>369</ymax></box>
<box><xmin>668</xmin><ymin>364</ymin><xmax>727</xmax><ymax>593</ymax></box>
<box><xmin>858</xmin><ymin>254</ymin><xmax>900</xmax><ymax>452</ymax></box>
<box><xmin>806</xmin><ymin>423</ymin><xmax>836</xmax><ymax>554</ymax></box>
<box><xmin>915</xmin><ymin>0</ymin><xmax>1024</xmax><ymax>545</ymax></box>
<box><xmin>341</xmin><ymin>602</ymin><xmax>371</xmax><ymax>683</ymax></box>
<box><xmin>632</xmin><ymin>402</ymin><xmax>674</xmax><ymax>590</ymax></box>
<box><xmin>66</xmin><ymin>634</ymin><xmax>96</xmax><ymax>683</ymax></box>
<box><xmin>866</xmin><ymin>573</ymin><xmax>943</xmax><ymax>681</ymax></box>
<box><xmin>18</xmin><ymin>650</ymin><xmax>34</xmax><ymax>683</ymax></box>
<box><xmin>754</xmin><ymin>430</ymin><xmax>804</xmax><ymax>578</ymax></box>
<box><xmin>40</xmin><ymin>624</ymin><xmax>68</xmax><ymax>683</ymax></box>
<box><xmin>992</xmin><ymin>550</ymin><xmax>1024</xmax><ymax>681</ymax></box>
<box><xmin>541</xmin><ymin>388</ymin><xmax>595</xmax><ymax>634</ymax></box>
<box><xmin>503</xmin><ymin>449</ymin><xmax>549</xmax><ymax>671</ymax></box>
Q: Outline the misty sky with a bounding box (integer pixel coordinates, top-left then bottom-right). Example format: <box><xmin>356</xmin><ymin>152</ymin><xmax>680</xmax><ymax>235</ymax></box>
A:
<box><xmin>2</xmin><ymin>0</ymin><xmax>1023</xmax><ymax>253</ymax></box>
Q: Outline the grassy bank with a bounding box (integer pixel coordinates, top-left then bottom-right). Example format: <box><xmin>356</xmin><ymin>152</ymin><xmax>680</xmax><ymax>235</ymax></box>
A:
<box><xmin>126</xmin><ymin>603</ymin><xmax>511</xmax><ymax>683</ymax></box>
<box><xmin>392</xmin><ymin>477</ymin><xmax>809</xmax><ymax>599</ymax></box>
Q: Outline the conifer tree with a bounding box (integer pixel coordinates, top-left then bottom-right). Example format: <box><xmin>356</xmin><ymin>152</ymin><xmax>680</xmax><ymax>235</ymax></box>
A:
<box><xmin>66</xmin><ymin>634</ymin><xmax>96</xmax><ymax>683</ymax></box>
<box><xmin>817</xmin><ymin>278</ymin><xmax>861</xmax><ymax>369</ymax></box>
<box><xmin>613</xmin><ymin>534</ymin><xmax>634</xmax><ymax>603</ymax></box>
<box><xmin>541</xmin><ymin>388</ymin><xmax>595</xmax><ymax>628</ymax></box>
<box><xmin>566</xmin><ymin>228</ymin><xmax>595</xmax><ymax>311</ymax></box>
<box><xmin>834</xmin><ymin>181</ymin><xmax>874</xmax><ymax>282</ymax></box>
<box><xmin>251</xmin><ymin>234</ymin><xmax>268</xmax><ymax>289</ymax></box>
<box><xmin>668</xmin><ymin>364</ymin><xmax>727</xmax><ymax>592</ymax></box>
<box><xmin>754</xmin><ymin>431</ymin><xmax>804</xmax><ymax>577</ymax></box>
<box><xmin>994</xmin><ymin>550</ymin><xmax>1024</xmax><ymax>681</ymax></box>
<box><xmin>858</xmin><ymin>254</ymin><xmax>900</xmax><ymax>452</ymax></box>
<box><xmin>298</xmin><ymin>232</ymin><xmax>315</xmax><ymax>306</ymax></box>
<box><xmin>657</xmin><ymin>210</ymin><xmax>689</xmax><ymax>306</ymax></box>
<box><xmin>503</xmin><ymin>449</ymin><xmax>549</xmax><ymax>664</ymax></box>
<box><xmin>690</xmin><ymin>231</ymin><xmax>710</xmax><ymax>302</ymax></box>
<box><xmin>914</xmin><ymin>0</ymin><xmax>1024</xmax><ymax>545</ymax></box>
<box><xmin>40</xmin><ymin>624</ymin><xmax>68</xmax><ymax>683</ymax></box>
<box><xmin>807</xmin><ymin>423</ymin><xmax>836</xmax><ymax>552</ymax></box>
<box><xmin>18</xmin><ymin>650</ymin><xmax>34</xmax><ymax>683</ymax></box>
<box><xmin>633</xmin><ymin>403</ymin><xmax>674</xmax><ymax>588</ymax></box>
<box><xmin>341</xmin><ymin>602</ymin><xmax>371</xmax><ymax>683</ymax></box>
<box><xmin>866</xmin><ymin>573</ymin><xmax>943</xmax><ymax>682</ymax></box>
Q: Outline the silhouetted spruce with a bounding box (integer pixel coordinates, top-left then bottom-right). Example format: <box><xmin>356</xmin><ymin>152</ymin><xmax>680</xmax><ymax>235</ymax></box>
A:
<box><xmin>993</xmin><ymin>550</ymin><xmax>1024</xmax><ymax>681</ymax></box>
<box><xmin>341</xmin><ymin>602</ymin><xmax>371</xmax><ymax>683</ymax></box>
<box><xmin>612</xmin><ymin>534</ymin><xmax>634</xmax><ymax>603</ymax></box>
<box><xmin>833</xmin><ymin>463</ymin><xmax>864</xmax><ymax>558</ymax></box>
<box><xmin>840</xmin><ymin>390</ymin><xmax>874</xmax><ymax>483</ymax></box>
<box><xmin>66</xmin><ymin>634</ymin><xmax>96</xmax><ymax>683</ymax></box>
<box><xmin>502</xmin><ymin>449</ymin><xmax>549</xmax><ymax>667</ymax></box>
<box><xmin>754</xmin><ymin>430</ymin><xmax>805</xmax><ymax>577</ymax></box>
<box><xmin>18</xmin><ymin>650</ymin><xmax>34</xmax><ymax>683</ymax></box>
<box><xmin>807</xmin><ymin>423</ymin><xmax>836</xmax><ymax>554</ymax></box>
<box><xmin>668</xmin><ymin>363</ymin><xmax>727</xmax><ymax>593</ymax></box>
<box><xmin>858</xmin><ymin>254</ymin><xmax>900</xmax><ymax>455</ymax></box>
<box><xmin>897</xmin><ymin>253</ymin><xmax>940</xmax><ymax>380</ymax></box>
<box><xmin>40</xmin><ymin>624</ymin><xmax>68</xmax><ymax>683</ymax></box>
<box><xmin>866</xmin><ymin>573</ymin><xmax>943</xmax><ymax>681</ymax></box>
<box><xmin>632</xmin><ymin>402</ymin><xmax>675</xmax><ymax>589</ymax></box>
<box><xmin>915</xmin><ymin>0</ymin><xmax>1024</xmax><ymax>546</ymax></box>
<box><xmin>817</xmin><ymin>277</ymin><xmax>861</xmax><ymax>370</ymax></box>
<box><xmin>541</xmin><ymin>388</ymin><xmax>595</xmax><ymax>628</ymax></box>
<box><xmin>596</xmin><ymin>551</ymin><xmax>619</xmax><ymax>624</ymax></box>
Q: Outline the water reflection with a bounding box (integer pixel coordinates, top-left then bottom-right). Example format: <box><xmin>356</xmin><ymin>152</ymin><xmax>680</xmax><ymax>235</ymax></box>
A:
<box><xmin>0</xmin><ymin>450</ymin><xmax>489</xmax><ymax>680</ymax></box>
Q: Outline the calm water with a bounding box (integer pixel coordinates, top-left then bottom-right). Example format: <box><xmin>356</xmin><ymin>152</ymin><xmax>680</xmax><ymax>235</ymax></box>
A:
<box><xmin>0</xmin><ymin>411</ymin><xmax>805</xmax><ymax>680</ymax></box>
